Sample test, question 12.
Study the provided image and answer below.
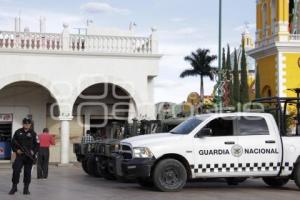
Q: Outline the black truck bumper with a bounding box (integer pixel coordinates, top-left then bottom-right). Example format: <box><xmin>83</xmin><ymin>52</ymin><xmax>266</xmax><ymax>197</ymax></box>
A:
<box><xmin>113</xmin><ymin>154</ymin><xmax>155</xmax><ymax>179</ymax></box>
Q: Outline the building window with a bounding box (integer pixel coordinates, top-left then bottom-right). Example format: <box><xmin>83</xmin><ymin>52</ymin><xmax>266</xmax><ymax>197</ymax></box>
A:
<box><xmin>262</xmin><ymin>3</ymin><xmax>268</xmax><ymax>37</ymax></box>
<box><xmin>271</xmin><ymin>0</ymin><xmax>277</xmax><ymax>35</ymax></box>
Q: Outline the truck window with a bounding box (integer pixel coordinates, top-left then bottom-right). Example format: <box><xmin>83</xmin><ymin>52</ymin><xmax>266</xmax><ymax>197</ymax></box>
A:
<box><xmin>238</xmin><ymin>117</ymin><xmax>269</xmax><ymax>136</ymax></box>
<box><xmin>204</xmin><ymin>117</ymin><xmax>234</xmax><ymax>136</ymax></box>
<box><xmin>170</xmin><ymin>117</ymin><xmax>203</xmax><ymax>135</ymax></box>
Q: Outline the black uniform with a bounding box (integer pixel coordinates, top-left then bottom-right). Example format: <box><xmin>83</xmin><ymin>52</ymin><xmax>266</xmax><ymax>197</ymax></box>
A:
<box><xmin>11</xmin><ymin>128</ymin><xmax>39</xmax><ymax>186</ymax></box>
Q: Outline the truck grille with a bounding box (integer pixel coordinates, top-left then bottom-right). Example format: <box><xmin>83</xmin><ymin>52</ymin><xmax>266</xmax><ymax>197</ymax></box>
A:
<box><xmin>121</xmin><ymin>145</ymin><xmax>131</xmax><ymax>151</ymax></box>
<box><xmin>120</xmin><ymin>144</ymin><xmax>132</xmax><ymax>160</ymax></box>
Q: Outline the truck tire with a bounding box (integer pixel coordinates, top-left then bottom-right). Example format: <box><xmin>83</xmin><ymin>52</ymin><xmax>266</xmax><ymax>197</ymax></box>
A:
<box><xmin>263</xmin><ymin>177</ymin><xmax>289</xmax><ymax>188</ymax></box>
<box><xmin>98</xmin><ymin>159</ymin><xmax>116</xmax><ymax>180</ymax></box>
<box><xmin>226</xmin><ymin>178</ymin><xmax>247</xmax><ymax>186</ymax></box>
<box><xmin>294</xmin><ymin>163</ymin><xmax>300</xmax><ymax>188</ymax></box>
<box><xmin>81</xmin><ymin>159</ymin><xmax>89</xmax><ymax>174</ymax></box>
<box><xmin>87</xmin><ymin>156</ymin><xmax>102</xmax><ymax>177</ymax></box>
<box><xmin>138</xmin><ymin>178</ymin><xmax>154</xmax><ymax>188</ymax></box>
<box><xmin>102</xmin><ymin>170</ymin><xmax>116</xmax><ymax>180</ymax></box>
<box><xmin>153</xmin><ymin>159</ymin><xmax>187</xmax><ymax>192</ymax></box>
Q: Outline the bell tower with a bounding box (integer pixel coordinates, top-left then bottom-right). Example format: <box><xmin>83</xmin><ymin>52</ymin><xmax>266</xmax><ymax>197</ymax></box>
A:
<box><xmin>249</xmin><ymin>0</ymin><xmax>300</xmax><ymax>98</ymax></box>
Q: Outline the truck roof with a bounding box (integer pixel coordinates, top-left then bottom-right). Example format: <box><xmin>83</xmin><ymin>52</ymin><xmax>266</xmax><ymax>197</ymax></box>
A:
<box><xmin>195</xmin><ymin>112</ymin><xmax>273</xmax><ymax>119</ymax></box>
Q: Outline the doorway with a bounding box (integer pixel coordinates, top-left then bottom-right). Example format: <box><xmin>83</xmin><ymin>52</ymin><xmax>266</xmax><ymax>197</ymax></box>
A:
<box><xmin>0</xmin><ymin>115</ymin><xmax>13</xmax><ymax>161</ymax></box>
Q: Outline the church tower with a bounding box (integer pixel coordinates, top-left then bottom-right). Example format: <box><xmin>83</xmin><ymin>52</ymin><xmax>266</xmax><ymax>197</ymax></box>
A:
<box><xmin>249</xmin><ymin>0</ymin><xmax>300</xmax><ymax>98</ymax></box>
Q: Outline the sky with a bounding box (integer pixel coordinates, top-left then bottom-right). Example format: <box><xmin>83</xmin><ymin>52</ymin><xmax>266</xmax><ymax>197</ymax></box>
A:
<box><xmin>0</xmin><ymin>0</ymin><xmax>256</xmax><ymax>103</ymax></box>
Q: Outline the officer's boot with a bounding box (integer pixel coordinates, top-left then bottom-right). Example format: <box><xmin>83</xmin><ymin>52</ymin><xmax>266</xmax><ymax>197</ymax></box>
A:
<box><xmin>23</xmin><ymin>184</ymin><xmax>30</xmax><ymax>195</ymax></box>
<box><xmin>8</xmin><ymin>184</ymin><xmax>18</xmax><ymax>195</ymax></box>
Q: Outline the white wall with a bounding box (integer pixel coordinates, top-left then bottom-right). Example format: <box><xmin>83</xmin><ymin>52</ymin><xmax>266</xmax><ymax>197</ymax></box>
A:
<box><xmin>0</xmin><ymin>51</ymin><xmax>160</xmax><ymax>119</ymax></box>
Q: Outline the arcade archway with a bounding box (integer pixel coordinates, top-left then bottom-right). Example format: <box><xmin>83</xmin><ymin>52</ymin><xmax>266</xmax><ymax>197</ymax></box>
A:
<box><xmin>0</xmin><ymin>81</ymin><xmax>59</xmax><ymax>161</ymax></box>
<box><xmin>72</xmin><ymin>83</ymin><xmax>138</xmax><ymax>139</ymax></box>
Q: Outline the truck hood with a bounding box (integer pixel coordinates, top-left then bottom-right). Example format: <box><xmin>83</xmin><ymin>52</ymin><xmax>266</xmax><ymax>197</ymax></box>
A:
<box><xmin>121</xmin><ymin>133</ymin><xmax>183</xmax><ymax>147</ymax></box>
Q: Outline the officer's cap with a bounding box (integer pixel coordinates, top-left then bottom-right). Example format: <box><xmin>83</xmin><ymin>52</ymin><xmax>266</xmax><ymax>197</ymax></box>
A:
<box><xmin>22</xmin><ymin>118</ymin><xmax>32</xmax><ymax>124</ymax></box>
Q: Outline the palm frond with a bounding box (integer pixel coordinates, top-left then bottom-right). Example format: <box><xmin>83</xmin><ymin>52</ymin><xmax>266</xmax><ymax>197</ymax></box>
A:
<box><xmin>179</xmin><ymin>69</ymin><xmax>198</xmax><ymax>78</ymax></box>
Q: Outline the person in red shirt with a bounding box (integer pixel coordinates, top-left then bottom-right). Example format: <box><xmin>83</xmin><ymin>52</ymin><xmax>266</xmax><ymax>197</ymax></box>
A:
<box><xmin>37</xmin><ymin>128</ymin><xmax>55</xmax><ymax>179</ymax></box>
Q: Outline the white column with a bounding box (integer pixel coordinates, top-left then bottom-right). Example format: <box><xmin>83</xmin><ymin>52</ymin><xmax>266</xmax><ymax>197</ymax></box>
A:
<box><xmin>150</xmin><ymin>27</ymin><xmax>159</xmax><ymax>53</ymax></box>
<box><xmin>15</xmin><ymin>17</ymin><xmax>20</xmax><ymax>32</ymax></box>
<box><xmin>40</xmin><ymin>17</ymin><xmax>46</xmax><ymax>33</ymax></box>
<box><xmin>62</xmin><ymin>23</ymin><xmax>70</xmax><ymax>51</ymax></box>
<box><xmin>59</xmin><ymin>116</ymin><xmax>73</xmax><ymax>165</ymax></box>
<box><xmin>128</xmin><ymin>99</ymin><xmax>137</xmax><ymax>122</ymax></box>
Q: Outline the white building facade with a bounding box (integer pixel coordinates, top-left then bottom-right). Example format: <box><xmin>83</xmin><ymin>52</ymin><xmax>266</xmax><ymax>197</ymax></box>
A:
<box><xmin>0</xmin><ymin>19</ymin><xmax>161</xmax><ymax>164</ymax></box>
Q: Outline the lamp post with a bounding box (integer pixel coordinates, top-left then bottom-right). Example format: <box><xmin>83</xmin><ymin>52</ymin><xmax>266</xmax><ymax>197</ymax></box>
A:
<box><xmin>218</xmin><ymin>0</ymin><xmax>222</xmax><ymax>72</ymax></box>
<box><xmin>215</xmin><ymin>0</ymin><xmax>223</xmax><ymax>110</ymax></box>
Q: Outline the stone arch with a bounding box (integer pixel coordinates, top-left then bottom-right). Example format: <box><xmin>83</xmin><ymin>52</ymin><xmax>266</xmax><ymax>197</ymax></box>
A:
<box><xmin>0</xmin><ymin>73</ymin><xmax>62</xmax><ymax>110</ymax></box>
<box><xmin>70</xmin><ymin>76</ymin><xmax>142</xmax><ymax>117</ymax></box>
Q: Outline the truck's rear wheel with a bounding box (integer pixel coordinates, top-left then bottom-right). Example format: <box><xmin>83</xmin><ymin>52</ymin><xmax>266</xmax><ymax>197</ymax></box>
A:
<box><xmin>294</xmin><ymin>163</ymin><xmax>300</xmax><ymax>188</ymax></box>
<box><xmin>263</xmin><ymin>177</ymin><xmax>289</xmax><ymax>188</ymax></box>
<box><xmin>153</xmin><ymin>159</ymin><xmax>187</xmax><ymax>192</ymax></box>
<box><xmin>81</xmin><ymin>159</ymin><xmax>89</xmax><ymax>174</ymax></box>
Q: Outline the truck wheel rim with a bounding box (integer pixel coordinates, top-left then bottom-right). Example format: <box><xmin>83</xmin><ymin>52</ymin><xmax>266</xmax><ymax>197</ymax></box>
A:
<box><xmin>160</xmin><ymin>167</ymin><xmax>180</xmax><ymax>188</ymax></box>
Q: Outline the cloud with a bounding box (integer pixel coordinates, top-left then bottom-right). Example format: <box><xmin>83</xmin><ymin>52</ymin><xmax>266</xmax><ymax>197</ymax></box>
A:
<box><xmin>170</xmin><ymin>17</ymin><xmax>186</xmax><ymax>23</ymax></box>
<box><xmin>80</xmin><ymin>2</ymin><xmax>130</xmax><ymax>15</ymax></box>
<box><xmin>0</xmin><ymin>7</ymin><xmax>84</xmax><ymax>32</ymax></box>
<box><xmin>234</xmin><ymin>23</ymin><xmax>256</xmax><ymax>32</ymax></box>
<box><xmin>154</xmin><ymin>80</ymin><xmax>182</xmax><ymax>89</ymax></box>
<box><xmin>158</xmin><ymin>27</ymin><xmax>204</xmax><ymax>42</ymax></box>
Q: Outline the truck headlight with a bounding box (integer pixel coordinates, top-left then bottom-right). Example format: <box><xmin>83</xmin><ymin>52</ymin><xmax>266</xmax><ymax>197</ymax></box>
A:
<box><xmin>133</xmin><ymin>147</ymin><xmax>153</xmax><ymax>158</ymax></box>
<box><xmin>113</xmin><ymin>144</ymin><xmax>120</xmax><ymax>152</ymax></box>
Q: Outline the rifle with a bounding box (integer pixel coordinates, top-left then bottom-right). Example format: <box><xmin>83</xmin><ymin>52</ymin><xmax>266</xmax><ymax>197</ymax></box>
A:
<box><xmin>13</xmin><ymin>140</ymin><xmax>38</xmax><ymax>164</ymax></box>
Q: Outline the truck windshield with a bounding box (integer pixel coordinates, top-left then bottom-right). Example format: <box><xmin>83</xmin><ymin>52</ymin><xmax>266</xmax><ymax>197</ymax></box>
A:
<box><xmin>170</xmin><ymin>117</ymin><xmax>203</xmax><ymax>135</ymax></box>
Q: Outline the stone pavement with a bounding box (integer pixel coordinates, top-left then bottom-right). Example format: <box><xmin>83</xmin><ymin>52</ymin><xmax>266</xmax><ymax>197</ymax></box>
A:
<box><xmin>0</xmin><ymin>164</ymin><xmax>299</xmax><ymax>200</ymax></box>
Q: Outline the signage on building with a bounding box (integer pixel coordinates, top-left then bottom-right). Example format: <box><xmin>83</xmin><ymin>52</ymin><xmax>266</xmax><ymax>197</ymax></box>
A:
<box><xmin>0</xmin><ymin>114</ymin><xmax>13</xmax><ymax>122</ymax></box>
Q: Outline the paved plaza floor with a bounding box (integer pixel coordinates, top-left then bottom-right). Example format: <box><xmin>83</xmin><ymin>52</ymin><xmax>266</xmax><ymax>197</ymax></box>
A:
<box><xmin>0</xmin><ymin>164</ymin><xmax>299</xmax><ymax>200</ymax></box>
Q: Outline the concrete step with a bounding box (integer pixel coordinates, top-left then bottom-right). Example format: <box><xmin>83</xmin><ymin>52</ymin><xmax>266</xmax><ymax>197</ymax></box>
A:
<box><xmin>0</xmin><ymin>163</ymin><xmax>11</xmax><ymax>169</ymax></box>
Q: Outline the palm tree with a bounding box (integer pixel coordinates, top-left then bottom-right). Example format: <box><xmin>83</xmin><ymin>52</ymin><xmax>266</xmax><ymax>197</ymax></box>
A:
<box><xmin>180</xmin><ymin>49</ymin><xmax>217</xmax><ymax>106</ymax></box>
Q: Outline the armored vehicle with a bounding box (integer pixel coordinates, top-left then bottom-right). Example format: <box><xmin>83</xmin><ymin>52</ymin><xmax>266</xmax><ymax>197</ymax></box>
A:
<box><xmin>73</xmin><ymin>118</ymin><xmax>186</xmax><ymax>179</ymax></box>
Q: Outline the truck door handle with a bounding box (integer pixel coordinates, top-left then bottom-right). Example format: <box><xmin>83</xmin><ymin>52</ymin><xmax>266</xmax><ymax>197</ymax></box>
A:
<box><xmin>265</xmin><ymin>140</ymin><xmax>275</xmax><ymax>144</ymax></box>
<box><xmin>225</xmin><ymin>141</ymin><xmax>235</xmax><ymax>145</ymax></box>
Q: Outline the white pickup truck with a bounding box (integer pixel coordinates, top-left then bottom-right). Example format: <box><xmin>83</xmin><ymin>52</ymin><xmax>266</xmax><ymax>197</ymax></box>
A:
<box><xmin>116</xmin><ymin>112</ymin><xmax>300</xmax><ymax>192</ymax></box>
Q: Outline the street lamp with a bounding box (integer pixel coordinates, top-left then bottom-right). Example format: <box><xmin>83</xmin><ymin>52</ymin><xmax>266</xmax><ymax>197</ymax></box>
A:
<box><xmin>215</xmin><ymin>0</ymin><xmax>223</xmax><ymax>110</ymax></box>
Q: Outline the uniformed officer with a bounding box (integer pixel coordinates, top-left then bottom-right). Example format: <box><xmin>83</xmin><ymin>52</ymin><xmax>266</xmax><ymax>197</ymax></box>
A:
<box><xmin>9</xmin><ymin>118</ymin><xmax>39</xmax><ymax>195</ymax></box>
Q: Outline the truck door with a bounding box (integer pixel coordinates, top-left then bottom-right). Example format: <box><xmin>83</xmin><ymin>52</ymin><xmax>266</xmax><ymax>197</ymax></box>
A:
<box><xmin>236</xmin><ymin>116</ymin><xmax>282</xmax><ymax>176</ymax></box>
<box><xmin>193</xmin><ymin>116</ymin><xmax>239</xmax><ymax>178</ymax></box>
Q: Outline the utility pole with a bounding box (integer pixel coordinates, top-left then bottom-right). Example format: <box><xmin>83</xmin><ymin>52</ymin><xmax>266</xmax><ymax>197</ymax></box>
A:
<box><xmin>218</xmin><ymin>0</ymin><xmax>222</xmax><ymax>72</ymax></box>
<box><xmin>214</xmin><ymin>0</ymin><xmax>223</xmax><ymax>110</ymax></box>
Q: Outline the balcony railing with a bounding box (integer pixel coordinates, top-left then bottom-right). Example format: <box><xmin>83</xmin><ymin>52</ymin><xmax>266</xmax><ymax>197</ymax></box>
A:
<box><xmin>289</xmin><ymin>34</ymin><xmax>300</xmax><ymax>41</ymax></box>
<box><xmin>69</xmin><ymin>34</ymin><xmax>152</xmax><ymax>53</ymax></box>
<box><xmin>0</xmin><ymin>30</ymin><xmax>157</xmax><ymax>54</ymax></box>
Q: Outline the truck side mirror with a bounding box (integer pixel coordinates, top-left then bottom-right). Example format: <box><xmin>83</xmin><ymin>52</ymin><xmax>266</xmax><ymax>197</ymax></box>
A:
<box><xmin>196</xmin><ymin>128</ymin><xmax>213</xmax><ymax>138</ymax></box>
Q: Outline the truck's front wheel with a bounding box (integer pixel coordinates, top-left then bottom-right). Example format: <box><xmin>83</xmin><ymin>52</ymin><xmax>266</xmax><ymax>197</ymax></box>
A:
<box><xmin>294</xmin><ymin>163</ymin><xmax>300</xmax><ymax>189</ymax></box>
<box><xmin>87</xmin><ymin>156</ymin><xmax>102</xmax><ymax>177</ymax></box>
<box><xmin>262</xmin><ymin>177</ymin><xmax>289</xmax><ymax>188</ymax></box>
<box><xmin>153</xmin><ymin>159</ymin><xmax>187</xmax><ymax>192</ymax></box>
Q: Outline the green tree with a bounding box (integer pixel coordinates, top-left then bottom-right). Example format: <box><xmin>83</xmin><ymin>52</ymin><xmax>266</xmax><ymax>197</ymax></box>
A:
<box><xmin>222</xmin><ymin>47</ymin><xmax>226</xmax><ymax>71</ymax></box>
<box><xmin>255</xmin><ymin>67</ymin><xmax>261</xmax><ymax>99</ymax></box>
<box><xmin>240</xmin><ymin>38</ymin><xmax>250</xmax><ymax>104</ymax></box>
<box><xmin>226</xmin><ymin>44</ymin><xmax>233</xmax><ymax>105</ymax></box>
<box><xmin>180</xmin><ymin>49</ymin><xmax>217</xmax><ymax>106</ymax></box>
<box><xmin>233</xmin><ymin>48</ymin><xmax>240</xmax><ymax>105</ymax></box>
